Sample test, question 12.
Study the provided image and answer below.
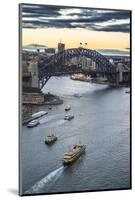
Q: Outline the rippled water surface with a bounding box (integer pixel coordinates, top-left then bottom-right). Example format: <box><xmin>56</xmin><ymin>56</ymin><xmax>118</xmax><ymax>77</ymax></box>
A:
<box><xmin>21</xmin><ymin>77</ymin><xmax>130</xmax><ymax>195</ymax></box>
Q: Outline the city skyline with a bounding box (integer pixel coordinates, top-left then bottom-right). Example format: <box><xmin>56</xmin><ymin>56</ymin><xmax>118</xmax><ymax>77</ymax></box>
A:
<box><xmin>22</xmin><ymin>4</ymin><xmax>130</xmax><ymax>50</ymax></box>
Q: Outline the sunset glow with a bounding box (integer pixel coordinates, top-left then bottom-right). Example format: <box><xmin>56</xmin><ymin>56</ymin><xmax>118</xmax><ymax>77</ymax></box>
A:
<box><xmin>21</xmin><ymin>4</ymin><xmax>130</xmax><ymax>50</ymax></box>
<box><xmin>22</xmin><ymin>27</ymin><xmax>130</xmax><ymax>50</ymax></box>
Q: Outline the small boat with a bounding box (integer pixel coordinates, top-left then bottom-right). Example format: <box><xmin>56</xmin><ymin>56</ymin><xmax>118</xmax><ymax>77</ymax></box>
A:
<box><xmin>45</xmin><ymin>134</ymin><xmax>57</xmax><ymax>144</ymax></box>
<box><xmin>73</xmin><ymin>93</ymin><xmax>82</xmax><ymax>98</ymax></box>
<box><xmin>48</xmin><ymin>106</ymin><xmax>52</xmax><ymax>110</ymax></box>
<box><xmin>64</xmin><ymin>114</ymin><xmax>74</xmax><ymax>120</ymax></box>
<box><xmin>63</xmin><ymin>144</ymin><xmax>86</xmax><ymax>166</ymax></box>
<box><xmin>32</xmin><ymin>111</ymin><xmax>48</xmax><ymax>119</ymax></box>
<box><xmin>125</xmin><ymin>90</ymin><xmax>130</xmax><ymax>94</ymax></box>
<box><xmin>27</xmin><ymin>119</ymin><xmax>40</xmax><ymax>128</ymax></box>
<box><xmin>65</xmin><ymin>105</ymin><xmax>71</xmax><ymax>111</ymax></box>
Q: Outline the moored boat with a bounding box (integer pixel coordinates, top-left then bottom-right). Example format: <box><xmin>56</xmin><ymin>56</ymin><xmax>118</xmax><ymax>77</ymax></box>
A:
<box><xmin>45</xmin><ymin>134</ymin><xmax>57</xmax><ymax>144</ymax></box>
<box><xmin>63</xmin><ymin>144</ymin><xmax>86</xmax><ymax>166</ymax></box>
<box><xmin>27</xmin><ymin>119</ymin><xmax>40</xmax><ymax>128</ymax></box>
<box><xmin>32</xmin><ymin>111</ymin><xmax>48</xmax><ymax>119</ymax></box>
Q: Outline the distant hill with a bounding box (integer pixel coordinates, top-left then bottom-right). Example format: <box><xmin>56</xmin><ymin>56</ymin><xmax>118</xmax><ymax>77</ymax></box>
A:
<box><xmin>23</xmin><ymin>44</ymin><xmax>48</xmax><ymax>48</ymax></box>
<box><xmin>23</xmin><ymin>44</ymin><xmax>48</xmax><ymax>52</ymax></box>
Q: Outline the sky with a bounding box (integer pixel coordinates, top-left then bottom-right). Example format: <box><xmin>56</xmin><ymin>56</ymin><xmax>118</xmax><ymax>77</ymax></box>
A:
<box><xmin>21</xmin><ymin>4</ymin><xmax>130</xmax><ymax>50</ymax></box>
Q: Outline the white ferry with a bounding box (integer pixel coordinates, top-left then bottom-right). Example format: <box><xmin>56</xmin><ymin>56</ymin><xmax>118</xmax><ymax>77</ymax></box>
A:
<box><xmin>32</xmin><ymin>111</ymin><xmax>48</xmax><ymax>119</ymax></box>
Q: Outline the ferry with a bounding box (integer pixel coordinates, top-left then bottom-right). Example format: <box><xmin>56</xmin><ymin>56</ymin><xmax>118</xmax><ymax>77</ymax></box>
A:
<box><xmin>63</xmin><ymin>144</ymin><xmax>86</xmax><ymax>166</ymax></box>
<box><xmin>64</xmin><ymin>114</ymin><xmax>74</xmax><ymax>120</ymax></box>
<box><xmin>65</xmin><ymin>105</ymin><xmax>71</xmax><ymax>111</ymax></box>
<box><xmin>27</xmin><ymin>119</ymin><xmax>40</xmax><ymax>128</ymax></box>
<box><xmin>32</xmin><ymin>111</ymin><xmax>48</xmax><ymax>119</ymax></box>
<box><xmin>45</xmin><ymin>134</ymin><xmax>57</xmax><ymax>144</ymax></box>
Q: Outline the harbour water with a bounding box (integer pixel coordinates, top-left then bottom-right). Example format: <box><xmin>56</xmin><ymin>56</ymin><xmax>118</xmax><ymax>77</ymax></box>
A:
<box><xmin>21</xmin><ymin>76</ymin><xmax>130</xmax><ymax>194</ymax></box>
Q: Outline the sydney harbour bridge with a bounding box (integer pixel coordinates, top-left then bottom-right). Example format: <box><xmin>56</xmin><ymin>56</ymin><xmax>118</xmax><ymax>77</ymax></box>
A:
<box><xmin>23</xmin><ymin>47</ymin><xmax>130</xmax><ymax>91</ymax></box>
<box><xmin>37</xmin><ymin>48</ymin><xmax>129</xmax><ymax>89</ymax></box>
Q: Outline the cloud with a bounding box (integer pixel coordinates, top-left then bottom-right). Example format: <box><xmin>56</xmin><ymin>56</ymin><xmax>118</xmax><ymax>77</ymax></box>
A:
<box><xmin>90</xmin><ymin>23</ymin><xmax>130</xmax><ymax>33</ymax></box>
<box><xmin>22</xmin><ymin>4</ymin><xmax>62</xmax><ymax>19</ymax></box>
<box><xmin>21</xmin><ymin>4</ymin><xmax>130</xmax><ymax>33</ymax></box>
<box><xmin>68</xmin><ymin>10</ymin><xmax>130</xmax><ymax>22</ymax></box>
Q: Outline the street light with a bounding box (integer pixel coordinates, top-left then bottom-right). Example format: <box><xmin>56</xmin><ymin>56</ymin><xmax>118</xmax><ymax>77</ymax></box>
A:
<box><xmin>79</xmin><ymin>42</ymin><xmax>82</xmax><ymax>48</ymax></box>
<box><xmin>85</xmin><ymin>43</ymin><xmax>87</xmax><ymax>48</ymax></box>
<box><xmin>79</xmin><ymin>42</ymin><xmax>88</xmax><ymax>48</ymax></box>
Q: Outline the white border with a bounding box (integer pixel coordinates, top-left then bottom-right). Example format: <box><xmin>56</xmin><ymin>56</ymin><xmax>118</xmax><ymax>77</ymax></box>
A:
<box><xmin>0</xmin><ymin>0</ymin><xmax>134</xmax><ymax>199</ymax></box>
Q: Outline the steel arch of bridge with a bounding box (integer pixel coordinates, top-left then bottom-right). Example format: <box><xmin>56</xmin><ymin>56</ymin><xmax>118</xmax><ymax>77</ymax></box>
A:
<box><xmin>39</xmin><ymin>48</ymin><xmax>117</xmax><ymax>89</ymax></box>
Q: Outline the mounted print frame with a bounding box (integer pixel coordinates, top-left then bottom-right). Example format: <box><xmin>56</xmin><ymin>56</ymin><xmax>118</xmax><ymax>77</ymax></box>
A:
<box><xmin>19</xmin><ymin>3</ymin><xmax>131</xmax><ymax>196</ymax></box>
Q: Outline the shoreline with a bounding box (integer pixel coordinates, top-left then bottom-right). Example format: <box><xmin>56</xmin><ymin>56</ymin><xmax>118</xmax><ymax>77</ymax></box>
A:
<box><xmin>23</xmin><ymin>92</ymin><xmax>63</xmax><ymax>106</ymax></box>
<box><xmin>70</xmin><ymin>75</ymin><xmax>130</xmax><ymax>87</ymax></box>
<box><xmin>22</xmin><ymin>92</ymin><xmax>63</xmax><ymax>125</ymax></box>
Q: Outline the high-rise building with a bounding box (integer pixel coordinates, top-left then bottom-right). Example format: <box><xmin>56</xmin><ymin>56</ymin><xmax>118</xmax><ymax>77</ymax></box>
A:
<box><xmin>58</xmin><ymin>42</ymin><xmax>65</xmax><ymax>53</ymax></box>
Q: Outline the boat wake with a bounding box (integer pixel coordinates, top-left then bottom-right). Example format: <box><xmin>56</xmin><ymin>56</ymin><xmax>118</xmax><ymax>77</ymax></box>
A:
<box><xmin>25</xmin><ymin>166</ymin><xmax>65</xmax><ymax>194</ymax></box>
<box><xmin>50</xmin><ymin>119</ymin><xmax>66</xmax><ymax>126</ymax></box>
<box><xmin>40</xmin><ymin>119</ymin><xmax>66</xmax><ymax>128</ymax></box>
<box><xmin>39</xmin><ymin>115</ymin><xmax>57</xmax><ymax>124</ymax></box>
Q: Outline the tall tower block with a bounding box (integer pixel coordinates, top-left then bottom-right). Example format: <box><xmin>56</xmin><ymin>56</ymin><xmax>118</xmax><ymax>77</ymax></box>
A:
<box><xmin>58</xmin><ymin>42</ymin><xmax>65</xmax><ymax>53</ymax></box>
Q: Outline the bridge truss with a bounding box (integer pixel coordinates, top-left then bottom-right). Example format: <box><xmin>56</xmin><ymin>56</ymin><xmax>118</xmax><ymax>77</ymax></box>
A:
<box><xmin>38</xmin><ymin>48</ymin><xmax>117</xmax><ymax>89</ymax></box>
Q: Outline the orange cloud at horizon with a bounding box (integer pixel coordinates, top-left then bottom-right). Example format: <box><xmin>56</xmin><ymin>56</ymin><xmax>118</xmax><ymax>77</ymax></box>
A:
<box><xmin>22</xmin><ymin>28</ymin><xmax>130</xmax><ymax>50</ymax></box>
